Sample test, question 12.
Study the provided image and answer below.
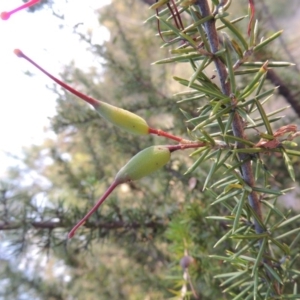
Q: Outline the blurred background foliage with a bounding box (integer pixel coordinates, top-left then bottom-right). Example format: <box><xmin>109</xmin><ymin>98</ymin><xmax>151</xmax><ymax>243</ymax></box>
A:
<box><xmin>1</xmin><ymin>0</ymin><xmax>300</xmax><ymax>299</ymax></box>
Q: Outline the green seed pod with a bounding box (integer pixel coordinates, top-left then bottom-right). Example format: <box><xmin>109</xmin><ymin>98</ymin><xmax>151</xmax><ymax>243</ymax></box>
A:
<box><xmin>116</xmin><ymin>145</ymin><xmax>171</xmax><ymax>183</ymax></box>
<box><xmin>95</xmin><ymin>101</ymin><xmax>149</xmax><ymax>135</ymax></box>
<box><xmin>68</xmin><ymin>145</ymin><xmax>171</xmax><ymax>238</ymax></box>
<box><xmin>14</xmin><ymin>49</ymin><xmax>151</xmax><ymax>136</ymax></box>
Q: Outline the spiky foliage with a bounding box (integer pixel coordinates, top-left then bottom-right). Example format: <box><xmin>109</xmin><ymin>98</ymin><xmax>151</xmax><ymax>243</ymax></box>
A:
<box><xmin>146</xmin><ymin>0</ymin><xmax>300</xmax><ymax>298</ymax></box>
<box><xmin>1</xmin><ymin>1</ymin><xmax>300</xmax><ymax>299</ymax></box>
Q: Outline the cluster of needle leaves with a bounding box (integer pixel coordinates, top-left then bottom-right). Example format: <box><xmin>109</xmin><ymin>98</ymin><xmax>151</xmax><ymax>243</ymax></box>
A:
<box><xmin>147</xmin><ymin>0</ymin><xmax>300</xmax><ymax>299</ymax></box>
<box><xmin>1</xmin><ymin>0</ymin><xmax>300</xmax><ymax>298</ymax></box>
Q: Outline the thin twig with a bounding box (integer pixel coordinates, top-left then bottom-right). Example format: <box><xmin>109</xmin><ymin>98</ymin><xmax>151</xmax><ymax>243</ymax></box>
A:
<box><xmin>0</xmin><ymin>220</ymin><xmax>165</xmax><ymax>231</ymax></box>
<box><xmin>266</xmin><ymin>69</ymin><xmax>300</xmax><ymax>118</ymax></box>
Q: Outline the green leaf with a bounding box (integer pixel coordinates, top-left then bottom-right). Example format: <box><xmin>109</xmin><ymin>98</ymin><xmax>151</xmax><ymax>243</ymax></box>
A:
<box><xmin>174</xmin><ymin>90</ymin><xmax>201</xmax><ymax>97</ymax></box>
<box><xmin>239</xmin><ymin>87</ymin><xmax>276</xmax><ymax>109</ymax></box>
<box><xmin>234</xmin><ymin>68</ymin><xmax>261</xmax><ymax>75</ymax></box>
<box><xmin>289</xmin><ymin>232</ymin><xmax>300</xmax><ymax>249</ymax></box>
<box><xmin>233</xmin><ymin>148</ymin><xmax>265</xmax><ymax>154</ymax></box>
<box><xmin>261</xmin><ymin>200</ymin><xmax>286</xmax><ymax>220</ymax></box>
<box><xmin>214</xmin><ymin>151</ymin><xmax>235</xmax><ymax>174</ymax></box>
<box><xmin>210</xmin><ymin>175</ymin><xmax>236</xmax><ymax>189</ymax></box>
<box><xmin>223</xmin><ymin>277</ymin><xmax>249</xmax><ymax>293</ymax></box>
<box><xmin>170</xmin><ymin>47</ymin><xmax>197</xmax><ymax>54</ymax></box>
<box><xmin>209</xmin><ymin>254</ymin><xmax>233</xmax><ymax>261</ymax></box>
<box><xmin>184</xmin><ymin>147</ymin><xmax>210</xmax><ymax>175</ymax></box>
<box><xmin>252</xmin><ymin>186</ymin><xmax>284</xmax><ymax>196</ymax></box>
<box><xmin>157</xmin><ymin>16</ymin><xmax>197</xmax><ymax>47</ymax></box>
<box><xmin>149</xmin><ymin>0</ymin><xmax>169</xmax><ymax>10</ymax></box>
<box><xmin>224</xmin><ymin>134</ymin><xmax>255</xmax><ymax>147</ymax></box>
<box><xmin>202</xmin><ymin>150</ymin><xmax>222</xmax><ymax>190</ymax></box>
<box><xmin>232</xmin><ymin>190</ymin><xmax>247</xmax><ymax>233</ymax></box>
<box><xmin>240</xmin><ymin>62</ymin><xmax>268</xmax><ymax>99</ymax></box>
<box><xmin>223</xmin><ymin>158</ymin><xmax>252</xmax><ymax>177</ymax></box>
<box><xmin>211</xmin><ymin>189</ymin><xmax>243</xmax><ymax>206</ymax></box>
<box><xmin>176</xmin><ymin>93</ymin><xmax>206</xmax><ymax>103</ymax></box>
<box><xmin>217</xmin><ymin>16</ymin><xmax>248</xmax><ymax>30</ymax></box>
<box><xmin>247</xmin><ymin>117</ymin><xmax>283</xmax><ymax>129</ymax></box>
<box><xmin>253</xmin><ymin>268</ymin><xmax>259</xmax><ymax>300</ymax></box>
<box><xmin>193</xmin><ymin>106</ymin><xmax>232</xmax><ymax>131</ymax></box>
<box><xmin>238</xmin><ymin>255</ymin><xmax>257</xmax><ymax>263</ymax></box>
<box><xmin>231</xmin><ymin>239</ymin><xmax>258</xmax><ymax>259</ymax></box>
<box><xmin>186</xmin><ymin>113</ymin><xmax>210</xmax><ymax>124</ymax></box>
<box><xmin>173</xmin><ymin>76</ymin><xmax>225</xmax><ymax>99</ymax></box>
<box><xmin>224</xmin><ymin>112</ymin><xmax>234</xmax><ymax>137</ymax></box>
<box><xmin>253</xmin><ymin>30</ymin><xmax>283</xmax><ymax>52</ymax></box>
<box><xmin>189</xmin><ymin>57</ymin><xmax>212</xmax><ymax>87</ymax></box>
<box><xmin>285</xmin><ymin>149</ymin><xmax>300</xmax><ymax>157</ymax></box>
<box><xmin>232</xmin><ymin>282</ymin><xmax>254</xmax><ymax>300</ymax></box>
<box><xmin>230</xmin><ymin>38</ymin><xmax>244</xmax><ymax>59</ymax></box>
<box><xmin>268</xmin><ymin>236</ymin><xmax>290</xmax><ymax>255</ymax></box>
<box><xmin>220</xmin><ymin>17</ymin><xmax>248</xmax><ymax>51</ymax></box>
<box><xmin>254</xmin><ymin>156</ymin><xmax>261</xmax><ymax>181</ymax></box>
<box><xmin>189</xmin><ymin>7</ymin><xmax>211</xmax><ymax>50</ymax></box>
<box><xmin>249</xmin><ymin>18</ymin><xmax>258</xmax><ymax>47</ymax></box>
<box><xmin>245</xmin><ymin>203</ymin><xmax>266</xmax><ymax>231</ymax></box>
<box><xmin>182</xmin><ymin>14</ymin><xmax>213</xmax><ymax>34</ymax></box>
<box><xmin>263</xmin><ymin>263</ymin><xmax>283</xmax><ymax>285</ymax></box>
<box><xmin>214</xmin><ymin>270</ymin><xmax>247</xmax><ymax>279</ymax></box>
<box><xmin>293</xmin><ymin>283</ymin><xmax>298</xmax><ymax>296</ymax></box>
<box><xmin>224</xmin><ymin>38</ymin><xmax>236</xmax><ymax>92</ymax></box>
<box><xmin>276</xmin><ymin>227</ymin><xmax>300</xmax><ymax>240</ymax></box>
<box><xmin>144</xmin><ymin>3</ymin><xmax>171</xmax><ymax>22</ymax></box>
<box><xmin>282</xmin><ymin>149</ymin><xmax>295</xmax><ymax>181</ymax></box>
<box><xmin>206</xmin><ymin>216</ymin><xmax>235</xmax><ymax>221</ymax></box>
<box><xmin>219</xmin><ymin>270</ymin><xmax>248</xmax><ymax>287</ymax></box>
<box><xmin>200</xmin><ymin>129</ymin><xmax>216</xmax><ymax>146</ymax></box>
<box><xmin>275</xmin><ymin>214</ymin><xmax>300</xmax><ymax>230</ymax></box>
<box><xmin>180</xmin><ymin>106</ymin><xmax>197</xmax><ymax>120</ymax></box>
<box><xmin>236</xmin><ymin>107</ymin><xmax>256</xmax><ymax>126</ymax></box>
<box><xmin>152</xmin><ymin>53</ymin><xmax>204</xmax><ymax>64</ymax></box>
<box><xmin>242</xmin><ymin>61</ymin><xmax>293</xmax><ymax>67</ymax></box>
<box><xmin>231</xmin><ymin>233</ymin><xmax>269</xmax><ymax>240</ymax></box>
<box><xmin>213</xmin><ymin>228</ymin><xmax>236</xmax><ymax>248</ymax></box>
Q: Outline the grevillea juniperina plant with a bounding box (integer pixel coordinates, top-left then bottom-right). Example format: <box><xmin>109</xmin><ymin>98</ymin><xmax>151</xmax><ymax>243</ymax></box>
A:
<box><xmin>2</xmin><ymin>2</ymin><xmax>211</xmax><ymax>238</ymax></box>
<box><xmin>12</xmin><ymin>48</ymin><xmax>213</xmax><ymax>238</ymax></box>
<box><xmin>2</xmin><ymin>0</ymin><xmax>300</xmax><ymax>298</ymax></box>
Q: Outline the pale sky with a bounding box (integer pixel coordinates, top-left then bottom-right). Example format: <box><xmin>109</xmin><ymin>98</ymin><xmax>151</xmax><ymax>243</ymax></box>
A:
<box><xmin>0</xmin><ymin>0</ymin><xmax>110</xmax><ymax>176</ymax></box>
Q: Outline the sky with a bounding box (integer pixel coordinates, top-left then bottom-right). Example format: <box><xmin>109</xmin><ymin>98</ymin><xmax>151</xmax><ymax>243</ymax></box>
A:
<box><xmin>0</xmin><ymin>0</ymin><xmax>110</xmax><ymax>176</ymax></box>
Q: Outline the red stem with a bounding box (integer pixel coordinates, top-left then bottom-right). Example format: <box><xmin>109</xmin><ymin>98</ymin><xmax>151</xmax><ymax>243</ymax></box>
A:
<box><xmin>14</xmin><ymin>49</ymin><xmax>100</xmax><ymax>107</ymax></box>
<box><xmin>68</xmin><ymin>180</ymin><xmax>120</xmax><ymax>238</ymax></box>
<box><xmin>1</xmin><ymin>0</ymin><xmax>40</xmax><ymax>20</ymax></box>
<box><xmin>167</xmin><ymin>3</ymin><xmax>181</xmax><ymax>31</ymax></box>
<box><xmin>170</xmin><ymin>0</ymin><xmax>184</xmax><ymax>30</ymax></box>
<box><xmin>149</xmin><ymin>127</ymin><xmax>186</xmax><ymax>142</ymax></box>
<box><xmin>156</xmin><ymin>7</ymin><xmax>169</xmax><ymax>43</ymax></box>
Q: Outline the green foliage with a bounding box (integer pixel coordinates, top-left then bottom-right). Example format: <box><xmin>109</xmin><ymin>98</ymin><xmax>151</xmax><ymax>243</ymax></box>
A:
<box><xmin>1</xmin><ymin>0</ymin><xmax>300</xmax><ymax>299</ymax></box>
<box><xmin>147</xmin><ymin>0</ymin><xmax>300</xmax><ymax>298</ymax></box>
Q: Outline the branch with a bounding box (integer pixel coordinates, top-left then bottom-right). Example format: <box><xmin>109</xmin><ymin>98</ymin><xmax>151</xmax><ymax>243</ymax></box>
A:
<box><xmin>195</xmin><ymin>0</ymin><xmax>264</xmax><ymax>234</ymax></box>
<box><xmin>195</xmin><ymin>2</ymin><xmax>282</xmax><ymax>294</ymax></box>
<box><xmin>266</xmin><ymin>69</ymin><xmax>300</xmax><ymax>118</ymax></box>
<box><xmin>0</xmin><ymin>220</ymin><xmax>165</xmax><ymax>231</ymax></box>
